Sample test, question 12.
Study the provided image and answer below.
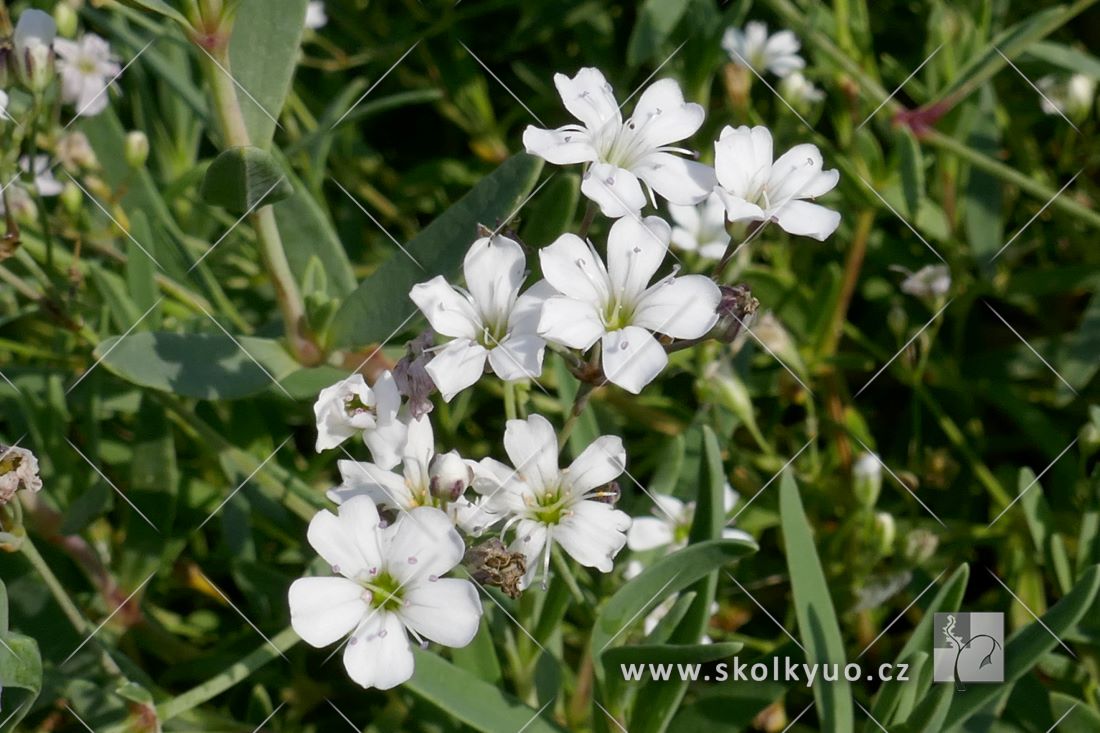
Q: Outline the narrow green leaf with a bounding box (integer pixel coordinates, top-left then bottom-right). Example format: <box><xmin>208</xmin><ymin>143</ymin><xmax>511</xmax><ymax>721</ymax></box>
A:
<box><xmin>605</xmin><ymin>642</ymin><xmax>741</xmax><ymax>669</ymax></box>
<box><xmin>1056</xmin><ymin>291</ymin><xmax>1100</xmax><ymax>400</ymax></box>
<box><xmin>200</xmin><ymin>147</ymin><xmax>294</xmax><ymax>214</ymax></box>
<box><xmin>228</xmin><ymin>0</ymin><xmax>309</xmax><ymax>148</ymax></box>
<box><xmin>896</xmin><ymin>681</ymin><xmax>952</xmax><ymax>733</ymax></box>
<box><xmin>896</xmin><ymin>564</ymin><xmax>970</xmax><ymax>664</ymax></box>
<box><xmin>450</xmin><ymin>619</ymin><xmax>503</xmax><ymax>685</ymax></box>
<box><xmin>519</xmin><ymin>173</ymin><xmax>580</xmax><ymax>247</ymax></box>
<box><xmin>118</xmin><ymin>0</ymin><xmax>190</xmax><ymax>27</ymax></box>
<box><xmin>1050</xmin><ymin>691</ymin><xmax>1100</xmax><ymax>733</ymax></box>
<box><xmin>943</xmin><ymin>565</ymin><xmax>1100</xmax><ymax>729</ymax></box>
<box><xmin>405</xmin><ymin>650</ymin><xmax>567</xmax><ymax>733</ymax></box>
<box><xmin>898</xmin><ymin>130</ymin><xmax>925</xmax><ymax>221</ymax></box>
<box><xmin>0</xmin><ymin>581</ymin><xmax>43</xmax><ymax>733</ymax></box>
<box><xmin>627</xmin><ymin>0</ymin><xmax>692</xmax><ymax>67</ymax></box>
<box><xmin>1026</xmin><ymin>40</ymin><xmax>1100</xmax><ymax>78</ymax></box>
<box><xmin>331</xmin><ymin>154</ymin><xmax>543</xmax><ymax>348</ymax></box>
<box><xmin>962</xmin><ymin>88</ymin><xmax>1004</xmax><ymax>268</ymax></box>
<box><xmin>644</xmin><ymin>591</ymin><xmax>697</xmax><ymax>644</ymax></box>
<box><xmin>780</xmin><ymin>471</ymin><xmax>854</xmax><ymax>733</ymax></box>
<box><xmin>868</xmin><ymin>651</ymin><xmax>927</xmax><ymax>726</ymax></box>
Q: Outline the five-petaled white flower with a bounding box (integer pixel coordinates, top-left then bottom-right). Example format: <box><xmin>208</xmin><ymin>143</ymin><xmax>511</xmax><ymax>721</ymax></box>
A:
<box><xmin>314</xmin><ymin>371</ymin><xmax>406</xmax><ymax>469</ymax></box>
<box><xmin>289</xmin><ymin>497</ymin><xmax>481</xmax><ymax>690</ymax></box>
<box><xmin>713</xmin><ymin>125</ymin><xmax>840</xmax><ymax>241</ymax></box>
<box><xmin>538</xmin><ymin>216</ymin><xmax>721</xmax><ymax>393</ymax></box>
<box><xmin>472</xmin><ymin>414</ymin><xmax>630</xmax><ymax>589</ymax></box>
<box><xmin>721</xmin><ymin>21</ymin><xmax>805</xmax><ymax>77</ymax></box>
<box><xmin>897</xmin><ymin>263</ymin><xmax>951</xmax><ymax>299</ymax></box>
<box><xmin>306</xmin><ymin>1</ymin><xmax>328</xmax><ymax>29</ymax></box>
<box><xmin>780</xmin><ymin>71</ymin><xmax>825</xmax><ymax>106</ymax></box>
<box><xmin>668</xmin><ymin>192</ymin><xmax>730</xmax><ymax>260</ymax></box>
<box><xmin>410</xmin><ymin>234</ymin><xmax>549</xmax><ymax>402</ymax></box>
<box><xmin>54</xmin><ymin>33</ymin><xmax>120</xmax><ymax>117</ymax></box>
<box><xmin>523</xmin><ymin>67</ymin><xmax>714</xmax><ymax>218</ymax></box>
<box><xmin>330</xmin><ymin>416</ymin><xmax>489</xmax><ymax>532</ymax></box>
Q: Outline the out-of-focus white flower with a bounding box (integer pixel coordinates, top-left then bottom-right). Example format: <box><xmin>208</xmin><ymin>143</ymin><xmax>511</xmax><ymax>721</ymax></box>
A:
<box><xmin>411</xmin><ymin>235</ymin><xmax>550</xmax><ymax>402</ymax></box>
<box><xmin>0</xmin><ymin>185</ymin><xmax>35</xmax><ymax>219</ymax></box>
<box><xmin>538</xmin><ymin>216</ymin><xmax>721</xmax><ymax>393</ymax></box>
<box><xmin>56</xmin><ymin>131</ymin><xmax>99</xmax><ymax>170</ymax></box>
<box><xmin>306</xmin><ymin>1</ymin><xmax>328</xmax><ymax>29</ymax></box>
<box><xmin>668</xmin><ymin>192</ymin><xmax>730</xmax><ymax>260</ymax></box>
<box><xmin>897</xmin><ymin>264</ymin><xmax>951</xmax><ymax>299</ymax></box>
<box><xmin>523</xmin><ymin>67</ymin><xmax>714</xmax><ymax>218</ymax></box>
<box><xmin>1038</xmin><ymin>73</ymin><xmax>1096</xmax><ymax>122</ymax></box>
<box><xmin>0</xmin><ymin>445</ymin><xmax>43</xmax><ymax>504</ymax></box>
<box><xmin>13</xmin><ymin>9</ymin><xmax>57</xmax><ymax>92</ymax></box>
<box><xmin>0</xmin><ymin>91</ymin><xmax>10</xmax><ymax>123</ymax></box>
<box><xmin>288</xmin><ymin>497</ymin><xmax>481</xmax><ymax>690</ymax></box>
<box><xmin>313</xmin><ymin>371</ymin><xmax>406</xmax><ymax>469</ymax></box>
<box><xmin>626</xmin><ymin>484</ymin><xmax>752</xmax><ymax>578</ymax></box>
<box><xmin>54</xmin><ymin>33</ymin><xmax>120</xmax><ymax>117</ymax></box>
<box><xmin>18</xmin><ymin>155</ymin><xmax>63</xmax><ymax>197</ymax></box>
<box><xmin>713</xmin><ymin>125</ymin><xmax>840</xmax><ymax>241</ymax></box>
<box><xmin>471</xmin><ymin>414</ymin><xmax>631</xmax><ymax>589</ymax></box>
<box><xmin>779</xmin><ymin>71</ymin><xmax>824</xmax><ymax>106</ymax></box>
<box><xmin>721</xmin><ymin>21</ymin><xmax>804</xmax><ymax>77</ymax></box>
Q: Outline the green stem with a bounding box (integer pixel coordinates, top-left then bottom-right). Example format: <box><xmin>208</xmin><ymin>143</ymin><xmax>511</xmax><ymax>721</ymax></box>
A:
<box><xmin>551</xmin><ymin>549</ymin><xmax>584</xmax><ymax>605</ymax></box>
<box><xmin>503</xmin><ymin>380</ymin><xmax>518</xmax><ymax>421</ymax></box>
<box><xmin>558</xmin><ymin>381</ymin><xmax>594</xmax><ymax>449</ymax></box>
<box><xmin>157</xmin><ymin>625</ymin><xmax>300</xmax><ymax>721</ymax></box>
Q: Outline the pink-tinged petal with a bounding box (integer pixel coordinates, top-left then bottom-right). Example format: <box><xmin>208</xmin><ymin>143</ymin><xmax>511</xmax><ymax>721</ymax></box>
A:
<box><xmin>401</xmin><ymin>577</ymin><xmax>482</xmax><ymax>647</ymax></box>
<box><xmin>554</xmin><ymin>67</ymin><xmax>621</xmax><ymax>132</ymax></box>
<box><xmin>566</xmin><ymin>435</ymin><xmax>625</xmax><ymax>495</ymax></box>
<box><xmin>488</xmin><ymin>333</ymin><xmax>545</xmax><ymax>382</ymax></box>
<box><xmin>503</xmin><ymin>414</ymin><xmax>560</xmax><ymax>492</ymax></box>
<box><xmin>714</xmin><ymin>125</ymin><xmax>772</xmax><ymax>198</ymax></box>
<box><xmin>629</xmin><ymin>78</ymin><xmax>705</xmax><ymax>148</ymax></box>
<box><xmin>463</xmin><ymin>235</ymin><xmax>525</xmax><ymax>326</ymax></box>
<box><xmin>539</xmin><ymin>233</ymin><xmax>610</xmax><ymax>304</ymax></box>
<box><xmin>606</xmin><ymin>215</ymin><xmax>670</xmax><ymax>302</ymax></box>
<box><xmin>384</xmin><ymin>506</ymin><xmax>466</xmax><ymax>584</ymax></box>
<box><xmin>581</xmin><ymin>162</ymin><xmax>647</xmax><ymax>219</ymax></box>
<box><xmin>715</xmin><ymin>189</ymin><xmax>767</xmax><ymax>224</ymax></box>
<box><xmin>600</xmin><ymin>327</ymin><xmax>667</xmax><ymax>394</ymax></box>
<box><xmin>633</xmin><ymin>274</ymin><xmax>721</xmax><ymax>339</ymax></box>
<box><xmin>538</xmin><ymin>295</ymin><xmax>605</xmax><ymax>351</ymax></box>
<box><xmin>409</xmin><ymin>276</ymin><xmax>480</xmax><ymax>340</ymax></box>
<box><xmin>627</xmin><ymin>516</ymin><xmax>675</xmax><ymax>551</ymax></box>
<box><xmin>772</xmin><ymin>199</ymin><xmax>841</xmax><ymax>241</ymax></box>
<box><xmin>329</xmin><ymin>459</ymin><xmax>413</xmax><ymax>510</ymax></box>
<box><xmin>634</xmin><ymin>154</ymin><xmax>716</xmax><ymax>206</ymax></box>
<box><xmin>289</xmin><ymin>577</ymin><xmax>367</xmax><ymax>647</ymax></box>
<box><xmin>554</xmin><ymin>500</ymin><xmax>631</xmax><ymax>572</ymax></box>
<box><xmin>343</xmin><ymin>612</ymin><xmax>413</xmax><ymax>689</ymax></box>
<box><xmin>425</xmin><ymin>339</ymin><xmax>488</xmax><ymax>402</ymax></box>
<box><xmin>522</xmin><ymin>125</ymin><xmax>598</xmax><ymax>165</ymax></box>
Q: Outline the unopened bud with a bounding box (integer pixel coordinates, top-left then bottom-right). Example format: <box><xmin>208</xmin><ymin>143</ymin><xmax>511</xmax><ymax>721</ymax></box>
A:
<box><xmin>1080</xmin><ymin>422</ymin><xmax>1100</xmax><ymax>460</ymax></box>
<box><xmin>124</xmin><ymin>131</ymin><xmax>150</xmax><ymax>169</ymax></box>
<box><xmin>903</xmin><ymin>528</ymin><xmax>939</xmax><ymax>565</ymax></box>
<box><xmin>852</xmin><ymin>452</ymin><xmax>882</xmax><ymax>508</ymax></box>
<box><xmin>871</xmin><ymin>512</ymin><xmax>895</xmax><ymax>555</ymax></box>
<box><xmin>711</xmin><ymin>284</ymin><xmax>759</xmax><ymax>343</ymax></box>
<box><xmin>464</xmin><ymin>538</ymin><xmax>526</xmax><ymax>599</ymax></box>
<box><xmin>13</xmin><ymin>10</ymin><xmax>57</xmax><ymax>93</ymax></box>
<box><xmin>429</xmin><ymin>451</ymin><xmax>473</xmax><ymax>501</ymax></box>
<box><xmin>60</xmin><ymin>181</ymin><xmax>83</xmax><ymax>216</ymax></box>
<box><xmin>53</xmin><ymin>3</ymin><xmax>78</xmax><ymax>38</ymax></box>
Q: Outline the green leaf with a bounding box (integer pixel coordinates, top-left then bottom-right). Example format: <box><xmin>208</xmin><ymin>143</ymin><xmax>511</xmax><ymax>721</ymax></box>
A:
<box><xmin>1050</xmin><ymin>692</ymin><xmax>1100</xmax><ymax>733</ymax></box>
<box><xmin>896</xmin><ymin>680</ymin><xmax>952</xmax><ymax>733</ymax></box>
<box><xmin>943</xmin><ymin>565</ymin><xmax>1100</xmax><ymax>729</ymax></box>
<box><xmin>450</xmin><ymin>619</ymin><xmax>503</xmax><ymax>685</ymax></box>
<box><xmin>604</xmin><ymin>642</ymin><xmax>742</xmax><ymax>668</ymax></box>
<box><xmin>405</xmin><ymin>649</ymin><xmax>567</xmax><ymax>733</ymax></box>
<box><xmin>1026</xmin><ymin>40</ymin><xmax>1100</xmax><ymax>79</ymax></box>
<box><xmin>1056</xmin><ymin>291</ymin><xmax>1100</xmax><ymax>400</ymax></box>
<box><xmin>0</xmin><ymin>581</ymin><xmax>43</xmax><ymax>733</ymax></box>
<box><xmin>519</xmin><ymin>173</ymin><xmax>580</xmax><ymax>247</ymax></box>
<box><xmin>331</xmin><ymin>154</ymin><xmax>543</xmax><ymax>348</ymax></box>
<box><xmin>118</xmin><ymin>0</ymin><xmax>190</xmax><ymax>27</ymax></box>
<box><xmin>228</xmin><ymin>0</ymin><xmax>309</xmax><ymax>148</ymax></box>
<box><xmin>896</xmin><ymin>564</ymin><xmax>970</xmax><ymax>664</ymax></box>
<box><xmin>93</xmin><ymin>332</ymin><xmax>301</xmax><ymax>400</ymax></box>
<box><xmin>869</xmin><ymin>651</ymin><xmax>928</xmax><ymax>726</ymax></box>
<box><xmin>780</xmin><ymin>471</ymin><xmax>854</xmax><ymax>733</ymax></box>
<box><xmin>962</xmin><ymin>88</ymin><xmax>1004</xmax><ymax>269</ymax></box>
<box><xmin>201</xmin><ymin>147</ymin><xmax>294</xmax><ymax>214</ymax></box>
<box><xmin>898</xmin><ymin>130</ymin><xmax>925</xmax><ymax>221</ymax></box>
<box><xmin>627</xmin><ymin>0</ymin><xmax>692</xmax><ymax>67</ymax></box>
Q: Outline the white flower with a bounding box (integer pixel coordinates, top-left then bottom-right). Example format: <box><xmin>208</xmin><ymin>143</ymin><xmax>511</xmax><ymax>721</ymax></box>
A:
<box><xmin>18</xmin><ymin>155</ymin><xmax>63</xmax><ymax>197</ymax></box>
<box><xmin>522</xmin><ymin>67</ymin><xmax>714</xmax><ymax>218</ymax></box>
<box><xmin>0</xmin><ymin>186</ymin><xmax>34</xmax><ymax>218</ymax></box>
<box><xmin>898</xmin><ymin>264</ymin><xmax>950</xmax><ymax>299</ymax></box>
<box><xmin>288</xmin><ymin>497</ymin><xmax>481</xmax><ymax>690</ymax></box>
<box><xmin>626</xmin><ymin>484</ymin><xmax>751</xmax><ymax>578</ymax></box>
<box><xmin>54</xmin><ymin>34</ymin><xmax>120</xmax><ymax>117</ymax></box>
<box><xmin>779</xmin><ymin>71</ymin><xmax>824</xmax><ymax>106</ymax></box>
<box><xmin>472</xmin><ymin>414</ymin><xmax>631</xmax><ymax>589</ymax></box>
<box><xmin>1038</xmin><ymin>73</ymin><xmax>1095</xmax><ymax>121</ymax></box>
<box><xmin>0</xmin><ymin>445</ymin><xmax>43</xmax><ymax>504</ymax></box>
<box><xmin>329</xmin><ymin>416</ymin><xmax>489</xmax><ymax>532</ymax></box>
<box><xmin>13</xmin><ymin>9</ymin><xmax>56</xmax><ymax>92</ymax></box>
<box><xmin>538</xmin><ymin>216</ymin><xmax>721</xmax><ymax>393</ymax></box>
<box><xmin>306</xmin><ymin>1</ymin><xmax>328</xmax><ymax>29</ymax></box>
<box><xmin>713</xmin><ymin>125</ymin><xmax>840</xmax><ymax>241</ymax></box>
<box><xmin>721</xmin><ymin>21</ymin><xmax>805</xmax><ymax>77</ymax></box>
<box><xmin>668</xmin><ymin>192</ymin><xmax>730</xmax><ymax>260</ymax></box>
<box><xmin>313</xmin><ymin>371</ymin><xmax>406</xmax><ymax>469</ymax></box>
<box><xmin>410</xmin><ymin>235</ymin><xmax>549</xmax><ymax>402</ymax></box>
<box><xmin>853</xmin><ymin>452</ymin><xmax>883</xmax><ymax>507</ymax></box>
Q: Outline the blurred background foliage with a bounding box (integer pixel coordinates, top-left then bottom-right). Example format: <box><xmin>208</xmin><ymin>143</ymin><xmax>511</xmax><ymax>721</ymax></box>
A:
<box><xmin>1</xmin><ymin>0</ymin><xmax>1100</xmax><ymax>731</ymax></box>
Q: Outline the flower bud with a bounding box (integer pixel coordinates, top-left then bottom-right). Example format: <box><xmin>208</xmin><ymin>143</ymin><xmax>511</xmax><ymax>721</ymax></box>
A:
<box><xmin>1081</xmin><ymin>421</ymin><xmax>1100</xmax><ymax>460</ymax></box>
<box><xmin>852</xmin><ymin>452</ymin><xmax>882</xmax><ymax>508</ymax></box>
<box><xmin>53</xmin><ymin>3</ymin><xmax>78</xmax><ymax>38</ymax></box>
<box><xmin>903</xmin><ymin>527</ymin><xmax>939</xmax><ymax>565</ymax></box>
<box><xmin>464</xmin><ymin>538</ymin><xmax>526</xmax><ymax>599</ymax></box>
<box><xmin>13</xmin><ymin>10</ymin><xmax>57</xmax><ymax>93</ymax></box>
<box><xmin>60</xmin><ymin>181</ymin><xmax>83</xmax><ymax>216</ymax></box>
<box><xmin>124</xmin><ymin>131</ymin><xmax>150</xmax><ymax>169</ymax></box>
<box><xmin>429</xmin><ymin>451</ymin><xmax>472</xmax><ymax>502</ymax></box>
<box><xmin>871</xmin><ymin>512</ymin><xmax>895</xmax><ymax>555</ymax></box>
<box><xmin>711</xmin><ymin>284</ymin><xmax>759</xmax><ymax>343</ymax></box>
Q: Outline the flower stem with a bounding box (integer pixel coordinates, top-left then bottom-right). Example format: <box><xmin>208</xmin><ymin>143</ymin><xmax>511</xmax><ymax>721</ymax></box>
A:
<box><xmin>558</xmin><ymin>381</ymin><xmax>594</xmax><ymax>449</ymax></box>
<box><xmin>577</xmin><ymin>200</ymin><xmax>597</xmax><ymax>239</ymax></box>
<box><xmin>503</xmin><ymin>380</ymin><xmax>518</xmax><ymax>421</ymax></box>
<box><xmin>551</xmin><ymin>549</ymin><xmax>584</xmax><ymax>605</ymax></box>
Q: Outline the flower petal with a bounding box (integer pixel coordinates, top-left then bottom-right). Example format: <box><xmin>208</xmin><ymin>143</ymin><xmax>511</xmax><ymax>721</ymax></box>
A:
<box><xmin>566</xmin><ymin>435</ymin><xmax>625</xmax><ymax>495</ymax></box>
<box><xmin>289</xmin><ymin>577</ymin><xmax>367</xmax><ymax>648</ymax></box>
<box><xmin>606</xmin><ymin>215</ymin><xmax>671</xmax><ymax>302</ymax></box>
<box><xmin>538</xmin><ymin>295</ymin><xmax>605</xmax><ymax>351</ymax></box>
<box><xmin>629</xmin><ymin>78</ymin><xmax>705</xmax><ymax>149</ymax></box>
<box><xmin>634</xmin><ymin>154</ymin><xmax>716</xmax><ymax>207</ymax></box>
<box><xmin>401</xmin><ymin>577</ymin><xmax>482</xmax><ymax>647</ymax></box>
<box><xmin>773</xmin><ymin>199</ymin><xmax>841</xmax><ymax>241</ymax></box>
<box><xmin>503</xmin><ymin>414</ymin><xmax>560</xmax><ymax>492</ymax></box>
<box><xmin>307</xmin><ymin>496</ymin><xmax>383</xmax><ymax>578</ymax></box>
<box><xmin>363</xmin><ymin>415</ymin><xmax>408</xmax><ymax>471</ymax></box>
<box><xmin>402</xmin><ymin>416</ymin><xmax>435</xmax><ymax>491</ymax></box>
<box><xmin>600</xmin><ymin>327</ymin><xmax>667</xmax><ymax>394</ymax></box>
<box><xmin>463</xmin><ymin>235</ymin><xmax>525</xmax><ymax>327</ymax></box>
<box><xmin>409</xmin><ymin>276</ymin><xmax>481</xmax><ymax>340</ymax></box>
<box><xmin>329</xmin><ymin>459</ymin><xmax>414</xmax><ymax>510</ymax></box>
<box><xmin>554</xmin><ymin>67</ymin><xmax>621</xmax><ymax>132</ymax></box>
<box><xmin>554</xmin><ymin>500</ymin><xmax>631</xmax><ymax>572</ymax></box>
<box><xmin>626</xmin><ymin>516</ymin><xmax>675</xmax><ymax>551</ymax></box>
<box><xmin>508</xmin><ymin>518</ymin><xmax>549</xmax><ymax>590</ymax></box>
<box><xmin>343</xmin><ymin>611</ymin><xmax>414</xmax><ymax>690</ymax></box>
<box><xmin>384</xmin><ymin>506</ymin><xmax>466</xmax><ymax>584</ymax></box>
<box><xmin>488</xmin><ymin>333</ymin><xmax>545</xmax><ymax>382</ymax></box>
<box><xmin>768</xmin><ymin>143</ymin><xmax>838</xmax><ymax>202</ymax></box>
<box><xmin>714</xmin><ymin>125</ymin><xmax>772</xmax><ymax>198</ymax></box>
<box><xmin>581</xmin><ymin>163</ymin><xmax>647</xmax><ymax>218</ymax></box>
<box><xmin>522</xmin><ymin>125</ymin><xmax>598</xmax><ymax>165</ymax></box>
<box><xmin>633</xmin><ymin>274</ymin><xmax>721</xmax><ymax>339</ymax></box>
<box><xmin>425</xmin><ymin>339</ymin><xmax>488</xmax><ymax>402</ymax></box>
<box><xmin>539</xmin><ymin>234</ymin><xmax>611</xmax><ymax>304</ymax></box>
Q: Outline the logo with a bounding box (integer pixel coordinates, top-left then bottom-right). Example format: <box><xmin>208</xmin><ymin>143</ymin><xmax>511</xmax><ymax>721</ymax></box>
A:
<box><xmin>933</xmin><ymin>612</ymin><xmax>1004</xmax><ymax>687</ymax></box>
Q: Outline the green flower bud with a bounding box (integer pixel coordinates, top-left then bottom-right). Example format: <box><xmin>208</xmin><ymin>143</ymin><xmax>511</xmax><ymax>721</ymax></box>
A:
<box><xmin>60</xmin><ymin>181</ymin><xmax>83</xmax><ymax>217</ymax></box>
<box><xmin>903</xmin><ymin>528</ymin><xmax>939</xmax><ymax>565</ymax></box>
<box><xmin>852</xmin><ymin>452</ymin><xmax>882</xmax><ymax>508</ymax></box>
<box><xmin>13</xmin><ymin>10</ymin><xmax>57</xmax><ymax>93</ymax></box>
<box><xmin>871</xmin><ymin>512</ymin><xmax>896</xmax><ymax>555</ymax></box>
<box><xmin>53</xmin><ymin>3</ymin><xmax>79</xmax><ymax>38</ymax></box>
<box><xmin>124</xmin><ymin>131</ymin><xmax>150</xmax><ymax>169</ymax></box>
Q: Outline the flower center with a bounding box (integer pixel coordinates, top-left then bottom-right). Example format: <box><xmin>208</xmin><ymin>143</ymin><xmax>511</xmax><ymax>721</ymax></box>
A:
<box><xmin>598</xmin><ymin>110</ymin><xmax>665</xmax><ymax>169</ymax></box>
<box><xmin>530</xmin><ymin>485</ymin><xmax>570</xmax><ymax>525</ymax></box>
<box><xmin>344</xmin><ymin>394</ymin><xmax>374</xmax><ymax>418</ymax></box>
<box><xmin>361</xmin><ymin>571</ymin><xmax>404</xmax><ymax>612</ymax></box>
<box><xmin>78</xmin><ymin>57</ymin><xmax>98</xmax><ymax>75</ymax></box>
<box><xmin>475</xmin><ymin>319</ymin><xmax>509</xmax><ymax>349</ymax></box>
